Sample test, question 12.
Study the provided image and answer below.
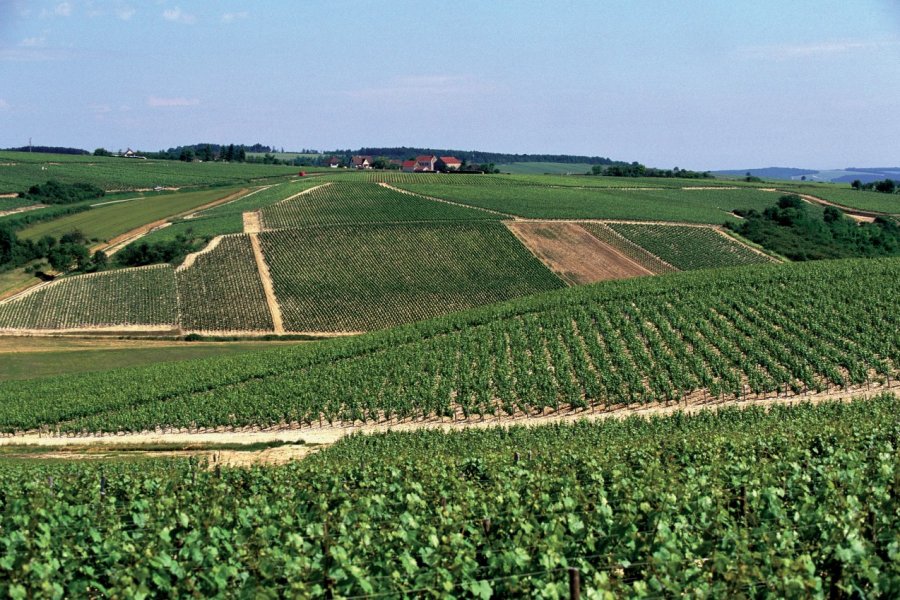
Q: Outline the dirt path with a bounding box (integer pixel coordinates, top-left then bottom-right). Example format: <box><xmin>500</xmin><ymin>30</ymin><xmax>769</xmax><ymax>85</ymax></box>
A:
<box><xmin>176</xmin><ymin>234</ymin><xmax>228</xmax><ymax>271</ymax></box>
<box><xmin>2</xmin><ymin>383</ymin><xmax>894</xmax><ymax>460</ymax></box>
<box><xmin>379</xmin><ymin>182</ymin><xmax>514</xmax><ymax>218</ymax></box>
<box><xmin>248</xmin><ymin>233</ymin><xmax>284</xmax><ymax>333</ymax></box>
<box><xmin>0</xmin><ymin>204</ymin><xmax>44</xmax><ymax>218</ymax></box>
<box><xmin>99</xmin><ymin>188</ymin><xmax>251</xmax><ymax>256</ymax></box>
<box><xmin>770</xmin><ymin>189</ymin><xmax>886</xmax><ymax>221</ymax></box>
<box><xmin>507</xmin><ymin>221</ymin><xmax>653</xmax><ymax>285</ymax></box>
<box><xmin>242</xmin><ymin>211</ymin><xmax>262</xmax><ymax>234</ymax></box>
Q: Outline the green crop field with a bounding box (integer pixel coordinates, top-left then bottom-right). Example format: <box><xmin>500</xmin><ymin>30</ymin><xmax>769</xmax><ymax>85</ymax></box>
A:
<box><xmin>0</xmin><ymin>257</ymin><xmax>894</xmax><ymax>432</ymax></box>
<box><xmin>259</xmin><ymin>222</ymin><xmax>564</xmax><ymax>331</ymax></box>
<box><xmin>140</xmin><ymin>179</ymin><xmax>325</xmax><ymax>243</ymax></box>
<box><xmin>259</xmin><ymin>182</ymin><xmax>499</xmax><ymax>229</ymax></box>
<box><xmin>601</xmin><ymin>223</ymin><xmax>776</xmax><ymax>269</ymax></box>
<box><xmin>787</xmin><ymin>185</ymin><xmax>900</xmax><ymax>214</ymax></box>
<box><xmin>0</xmin><ymin>197</ymin><xmax>37</xmax><ymax>212</ymax></box>
<box><xmin>0</xmin><ymin>394</ymin><xmax>896</xmax><ymax>597</ymax></box>
<box><xmin>18</xmin><ymin>186</ymin><xmax>247</xmax><ymax>242</ymax></box>
<box><xmin>496</xmin><ymin>161</ymin><xmax>594</xmax><ymax>174</ymax></box>
<box><xmin>0</xmin><ymin>265</ymin><xmax>177</xmax><ymax>331</ymax></box>
<box><xmin>176</xmin><ymin>235</ymin><xmax>274</xmax><ymax>332</ymax></box>
<box><xmin>581</xmin><ymin>222</ymin><xmax>678</xmax><ymax>273</ymax></box>
<box><xmin>0</xmin><ymin>151</ymin><xmax>303</xmax><ymax>192</ymax></box>
<box><xmin>396</xmin><ymin>183</ymin><xmax>781</xmax><ymax>223</ymax></box>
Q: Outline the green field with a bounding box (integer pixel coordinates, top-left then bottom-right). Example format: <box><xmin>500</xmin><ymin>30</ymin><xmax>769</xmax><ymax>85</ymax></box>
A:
<box><xmin>0</xmin><ymin>257</ymin><xmax>894</xmax><ymax>432</ymax></box>
<box><xmin>176</xmin><ymin>235</ymin><xmax>274</xmax><ymax>332</ymax></box>
<box><xmin>0</xmin><ymin>394</ymin><xmax>895</xmax><ymax>597</ymax></box>
<box><xmin>601</xmin><ymin>223</ymin><xmax>776</xmax><ymax>269</ymax></box>
<box><xmin>18</xmin><ymin>186</ymin><xmax>247</xmax><ymax>242</ymax></box>
<box><xmin>0</xmin><ymin>265</ymin><xmax>177</xmax><ymax>330</ymax></box>
<box><xmin>0</xmin><ymin>197</ymin><xmax>37</xmax><ymax>212</ymax></box>
<box><xmin>259</xmin><ymin>182</ymin><xmax>499</xmax><ymax>229</ymax></box>
<box><xmin>397</xmin><ymin>183</ymin><xmax>782</xmax><ymax>223</ymax></box>
<box><xmin>496</xmin><ymin>161</ymin><xmax>593</xmax><ymax>174</ymax></box>
<box><xmin>260</xmin><ymin>222</ymin><xmax>564</xmax><ymax>331</ymax></box>
<box><xmin>0</xmin><ymin>151</ymin><xmax>303</xmax><ymax>192</ymax></box>
<box><xmin>787</xmin><ymin>185</ymin><xmax>900</xmax><ymax>214</ymax></box>
<box><xmin>0</xmin><ymin>339</ymin><xmax>300</xmax><ymax>381</ymax></box>
<box><xmin>140</xmin><ymin>179</ymin><xmax>325</xmax><ymax>243</ymax></box>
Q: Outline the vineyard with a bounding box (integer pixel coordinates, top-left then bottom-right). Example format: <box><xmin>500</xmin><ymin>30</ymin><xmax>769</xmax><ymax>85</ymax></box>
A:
<box><xmin>0</xmin><ymin>151</ymin><xmax>301</xmax><ymax>192</ymax></box>
<box><xmin>0</xmin><ymin>258</ymin><xmax>894</xmax><ymax>432</ymax></box>
<box><xmin>579</xmin><ymin>223</ymin><xmax>677</xmax><ymax>274</ymax></box>
<box><xmin>394</xmin><ymin>183</ymin><xmax>780</xmax><ymax>223</ymax></box>
<box><xmin>0</xmin><ymin>265</ymin><xmax>177</xmax><ymax>331</ymax></box>
<box><xmin>175</xmin><ymin>235</ymin><xmax>273</xmax><ymax>332</ymax></box>
<box><xmin>782</xmin><ymin>185</ymin><xmax>900</xmax><ymax>214</ymax></box>
<box><xmin>259</xmin><ymin>222</ymin><xmax>563</xmax><ymax>331</ymax></box>
<box><xmin>0</xmin><ymin>395</ymin><xmax>897</xmax><ymax>596</ymax></box>
<box><xmin>603</xmin><ymin>223</ymin><xmax>775</xmax><ymax>270</ymax></box>
<box><xmin>259</xmin><ymin>182</ymin><xmax>498</xmax><ymax>229</ymax></box>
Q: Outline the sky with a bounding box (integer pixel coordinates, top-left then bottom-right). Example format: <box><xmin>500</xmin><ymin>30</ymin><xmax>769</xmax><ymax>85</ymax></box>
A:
<box><xmin>0</xmin><ymin>0</ymin><xmax>899</xmax><ymax>170</ymax></box>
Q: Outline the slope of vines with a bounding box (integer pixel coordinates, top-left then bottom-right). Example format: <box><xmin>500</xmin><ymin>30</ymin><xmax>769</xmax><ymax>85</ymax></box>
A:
<box><xmin>0</xmin><ymin>265</ymin><xmax>177</xmax><ymax>330</ymax></box>
<box><xmin>0</xmin><ymin>258</ymin><xmax>895</xmax><ymax>432</ymax></box>
<box><xmin>1</xmin><ymin>396</ymin><xmax>898</xmax><ymax>597</ymax></box>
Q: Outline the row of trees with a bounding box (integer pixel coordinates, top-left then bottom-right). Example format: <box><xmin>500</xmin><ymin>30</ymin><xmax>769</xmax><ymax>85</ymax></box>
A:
<box><xmin>590</xmin><ymin>162</ymin><xmax>714</xmax><ymax>178</ymax></box>
<box><xmin>851</xmin><ymin>178</ymin><xmax>897</xmax><ymax>193</ymax></box>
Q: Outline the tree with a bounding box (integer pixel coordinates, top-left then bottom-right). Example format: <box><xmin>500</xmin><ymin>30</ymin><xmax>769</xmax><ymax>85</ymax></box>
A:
<box><xmin>90</xmin><ymin>250</ymin><xmax>109</xmax><ymax>271</ymax></box>
<box><xmin>179</xmin><ymin>148</ymin><xmax>194</xmax><ymax>162</ymax></box>
<box><xmin>48</xmin><ymin>243</ymin><xmax>89</xmax><ymax>272</ymax></box>
<box><xmin>851</xmin><ymin>179</ymin><xmax>862</xmax><ymax>191</ymax></box>
<box><xmin>93</xmin><ymin>148</ymin><xmax>112</xmax><ymax>157</ymax></box>
<box><xmin>874</xmin><ymin>179</ymin><xmax>896</xmax><ymax>194</ymax></box>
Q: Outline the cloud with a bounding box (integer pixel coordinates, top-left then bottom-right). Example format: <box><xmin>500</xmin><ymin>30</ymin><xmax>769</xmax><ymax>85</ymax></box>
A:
<box><xmin>19</xmin><ymin>37</ymin><xmax>47</xmax><ymax>47</ymax></box>
<box><xmin>147</xmin><ymin>96</ymin><xmax>200</xmax><ymax>107</ymax></box>
<box><xmin>221</xmin><ymin>11</ymin><xmax>248</xmax><ymax>23</ymax></box>
<box><xmin>162</xmin><ymin>7</ymin><xmax>196</xmax><ymax>24</ymax></box>
<box><xmin>741</xmin><ymin>39</ymin><xmax>899</xmax><ymax>60</ymax></box>
<box><xmin>116</xmin><ymin>6</ymin><xmax>135</xmax><ymax>21</ymax></box>
<box><xmin>41</xmin><ymin>2</ymin><xmax>72</xmax><ymax>18</ymax></box>
<box><xmin>0</xmin><ymin>99</ymin><xmax>9</xmax><ymax>111</ymax></box>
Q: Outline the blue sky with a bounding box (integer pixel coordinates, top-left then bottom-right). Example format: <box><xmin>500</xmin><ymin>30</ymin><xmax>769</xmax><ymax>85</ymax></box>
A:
<box><xmin>1</xmin><ymin>0</ymin><xmax>898</xmax><ymax>170</ymax></box>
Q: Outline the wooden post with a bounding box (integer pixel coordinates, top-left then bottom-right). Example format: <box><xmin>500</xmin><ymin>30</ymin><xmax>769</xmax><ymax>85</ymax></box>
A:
<box><xmin>568</xmin><ymin>567</ymin><xmax>581</xmax><ymax>600</ymax></box>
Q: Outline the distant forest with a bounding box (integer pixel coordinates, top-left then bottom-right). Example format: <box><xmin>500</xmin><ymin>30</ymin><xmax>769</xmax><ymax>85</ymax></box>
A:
<box><xmin>3</xmin><ymin>146</ymin><xmax>90</xmax><ymax>155</ymax></box>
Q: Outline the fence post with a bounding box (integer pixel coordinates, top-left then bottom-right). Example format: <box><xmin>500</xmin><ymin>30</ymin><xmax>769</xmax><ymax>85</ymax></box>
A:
<box><xmin>568</xmin><ymin>567</ymin><xmax>580</xmax><ymax>600</ymax></box>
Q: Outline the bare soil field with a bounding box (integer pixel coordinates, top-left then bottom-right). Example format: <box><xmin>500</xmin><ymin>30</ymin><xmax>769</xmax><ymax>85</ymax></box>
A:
<box><xmin>507</xmin><ymin>221</ymin><xmax>653</xmax><ymax>284</ymax></box>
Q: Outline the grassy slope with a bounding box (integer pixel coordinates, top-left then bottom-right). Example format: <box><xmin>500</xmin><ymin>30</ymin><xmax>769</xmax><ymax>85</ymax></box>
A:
<box><xmin>260</xmin><ymin>221</ymin><xmax>564</xmax><ymax>331</ymax></box>
<box><xmin>783</xmin><ymin>185</ymin><xmax>900</xmax><ymax>214</ymax></box>
<box><xmin>0</xmin><ymin>257</ymin><xmax>894</xmax><ymax>432</ymax></box>
<box><xmin>0</xmin><ymin>341</ymin><xmax>301</xmax><ymax>381</ymax></box>
<box><xmin>0</xmin><ymin>151</ymin><xmax>301</xmax><ymax>192</ymax></box>
<box><xmin>18</xmin><ymin>186</ymin><xmax>246</xmax><ymax>242</ymax></box>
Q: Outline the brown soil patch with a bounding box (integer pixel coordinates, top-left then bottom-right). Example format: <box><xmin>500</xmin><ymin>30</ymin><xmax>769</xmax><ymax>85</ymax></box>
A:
<box><xmin>249</xmin><ymin>233</ymin><xmax>284</xmax><ymax>333</ymax></box>
<box><xmin>0</xmin><ymin>205</ymin><xmax>44</xmax><ymax>218</ymax></box>
<box><xmin>243</xmin><ymin>211</ymin><xmax>262</xmax><ymax>234</ymax></box>
<box><xmin>507</xmin><ymin>221</ymin><xmax>653</xmax><ymax>285</ymax></box>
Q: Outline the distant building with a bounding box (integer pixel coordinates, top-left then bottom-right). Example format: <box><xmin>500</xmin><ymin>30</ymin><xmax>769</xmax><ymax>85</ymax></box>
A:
<box><xmin>414</xmin><ymin>155</ymin><xmax>437</xmax><ymax>172</ymax></box>
<box><xmin>438</xmin><ymin>156</ymin><xmax>462</xmax><ymax>171</ymax></box>
<box><xmin>350</xmin><ymin>155</ymin><xmax>373</xmax><ymax>169</ymax></box>
<box><xmin>327</xmin><ymin>156</ymin><xmax>342</xmax><ymax>168</ymax></box>
<box><xmin>401</xmin><ymin>159</ymin><xmax>417</xmax><ymax>172</ymax></box>
<box><xmin>121</xmin><ymin>148</ymin><xmax>146</xmax><ymax>159</ymax></box>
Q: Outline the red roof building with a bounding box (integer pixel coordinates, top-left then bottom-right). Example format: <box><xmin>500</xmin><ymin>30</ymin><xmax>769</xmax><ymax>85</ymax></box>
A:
<box><xmin>401</xmin><ymin>159</ymin><xmax>417</xmax><ymax>172</ymax></box>
<box><xmin>414</xmin><ymin>155</ymin><xmax>437</xmax><ymax>172</ymax></box>
<box><xmin>438</xmin><ymin>156</ymin><xmax>462</xmax><ymax>170</ymax></box>
<box><xmin>350</xmin><ymin>155</ymin><xmax>373</xmax><ymax>169</ymax></box>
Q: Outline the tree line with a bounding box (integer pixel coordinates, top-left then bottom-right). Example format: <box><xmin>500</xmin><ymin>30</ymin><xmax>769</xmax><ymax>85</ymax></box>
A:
<box><xmin>590</xmin><ymin>162</ymin><xmax>714</xmax><ymax>178</ymax></box>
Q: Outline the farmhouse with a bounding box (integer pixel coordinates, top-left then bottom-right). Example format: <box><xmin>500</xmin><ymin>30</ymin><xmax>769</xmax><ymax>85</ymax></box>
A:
<box><xmin>415</xmin><ymin>155</ymin><xmax>437</xmax><ymax>172</ymax></box>
<box><xmin>327</xmin><ymin>156</ymin><xmax>342</xmax><ymax>168</ymax></box>
<box><xmin>350</xmin><ymin>155</ymin><xmax>374</xmax><ymax>169</ymax></box>
<box><xmin>121</xmin><ymin>148</ymin><xmax>146</xmax><ymax>159</ymax></box>
<box><xmin>438</xmin><ymin>156</ymin><xmax>462</xmax><ymax>171</ymax></box>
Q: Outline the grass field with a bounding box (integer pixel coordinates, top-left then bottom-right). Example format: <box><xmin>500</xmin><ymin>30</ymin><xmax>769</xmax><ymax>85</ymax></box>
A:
<box><xmin>0</xmin><ymin>338</ymin><xmax>301</xmax><ymax>381</ymax></box>
<box><xmin>259</xmin><ymin>182</ymin><xmax>499</xmax><ymax>229</ymax></box>
<box><xmin>496</xmin><ymin>161</ymin><xmax>593</xmax><ymax>174</ymax></box>
<box><xmin>602</xmin><ymin>223</ymin><xmax>776</xmax><ymax>269</ymax></box>
<box><xmin>259</xmin><ymin>222</ymin><xmax>564</xmax><ymax>331</ymax></box>
<box><xmin>785</xmin><ymin>185</ymin><xmax>900</xmax><ymax>214</ymax></box>
<box><xmin>397</xmin><ymin>183</ymin><xmax>780</xmax><ymax>223</ymax></box>
<box><xmin>18</xmin><ymin>186</ymin><xmax>247</xmax><ymax>242</ymax></box>
<box><xmin>0</xmin><ymin>197</ymin><xmax>37</xmax><ymax>212</ymax></box>
<box><xmin>0</xmin><ymin>151</ymin><xmax>302</xmax><ymax>192</ymax></box>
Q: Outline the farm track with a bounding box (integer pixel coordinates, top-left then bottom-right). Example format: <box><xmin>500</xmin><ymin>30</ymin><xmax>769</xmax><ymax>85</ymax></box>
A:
<box><xmin>0</xmin><ymin>204</ymin><xmax>45</xmax><ymax>218</ymax></box>
<box><xmin>248</xmin><ymin>232</ymin><xmax>284</xmax><ymax>334</ymax></box>
<box><xmin>771</xmin><ymin>189</ymin><xmax>889</xmax><ymax>220</ymax></box>
<box><xmin>2</xmin><ymin>382</ymin><xmax>895</xmax><ymax>464</ymax></box>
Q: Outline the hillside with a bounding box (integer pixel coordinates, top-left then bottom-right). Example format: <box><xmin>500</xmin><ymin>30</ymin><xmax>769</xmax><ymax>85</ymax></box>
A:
<box><xmin>0</xmin><ymin>257</ymin><xmax>895</xmax><ymax>433</ymax></box>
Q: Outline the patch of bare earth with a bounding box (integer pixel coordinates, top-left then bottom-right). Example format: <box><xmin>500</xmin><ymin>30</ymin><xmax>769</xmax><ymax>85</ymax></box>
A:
<box><xmin>248</xmin><ymin>233</ymin><xmax>285</xmax><ymax>333</ymax></box>
<box><xmin>242</xmin><ymin>211</ymin><xmax>262</xmax><ymax>234</ymax></box>
<box><xmin>507</xmin><ymin>221</ymin><xmax>653</xmax><ymax>285</ymax></box>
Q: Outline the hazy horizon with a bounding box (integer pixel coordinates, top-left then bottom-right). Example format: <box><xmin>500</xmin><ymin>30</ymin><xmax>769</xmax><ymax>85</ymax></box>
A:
<box><xmin>1</xmin><ymin>0</ymin><xmax>899</xmax><ymax>171</ymax></box>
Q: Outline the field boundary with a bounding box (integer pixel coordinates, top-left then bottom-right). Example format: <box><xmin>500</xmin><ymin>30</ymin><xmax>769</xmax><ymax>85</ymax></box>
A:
<box><xmin>711</xmin><ymin>227</ymin><xmax>782</xmax><ymax>262</ymax></box>
<box><xmin>774</xmin><ymin>189</ymin><xmax>891</xmax><ymax>219</ymax></box>
<box><xmin>248</xmin><ymin>233</ymin><xmax>284</xmax><ymax>334</ymax></box>
<box><xmin>379</xmin><ymin>182</ymin><xmax>515</xmax><ymax>218</ymax></box>
<box><xmin>2</xmin><ymin>382</ymin><xmax>894</xmax><ymax>450</ymax></box>
<box><xmin>0</xmin><ymin>263</ymin><xmax>173</xmax><ymax>306</ymax></box>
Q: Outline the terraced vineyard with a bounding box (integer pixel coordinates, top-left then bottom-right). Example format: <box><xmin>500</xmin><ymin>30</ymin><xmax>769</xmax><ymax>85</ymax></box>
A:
<box><xmin>259</xmin><ymin>222</ymin><xmax>563</xmax><ymax>331</ymax></box>
<box><xmin>259</xmin><ymin>182</ymin><xmax>499</xmax><ymax>229</ymax></box>
<box><xmin>396</xmin><ymin>183</ymin><xmax>779</xmax><ymax>223</ymax></box>
<box><xmin>0</xmin><ymin>265</ymin><xmax>177</xmax><ymax>331</ymax></box>
<box><xmin>603</xmin><ymin>223</ymin><xmax>775</xmax><ymax>269</ymax></box>
<box><xmin>175</xmin><ymin>235</ymin><xmax>273</xmax><ymax>332</ymax></box>
<box><xmin>1</xmin><ymin>395</ymin><xmax>897</xmax><ymax>597</ymax></box>
<box><xmin>0</xmin><ymin>258</ymin><xmax>894</xmax><ymax>432</ymax></box>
